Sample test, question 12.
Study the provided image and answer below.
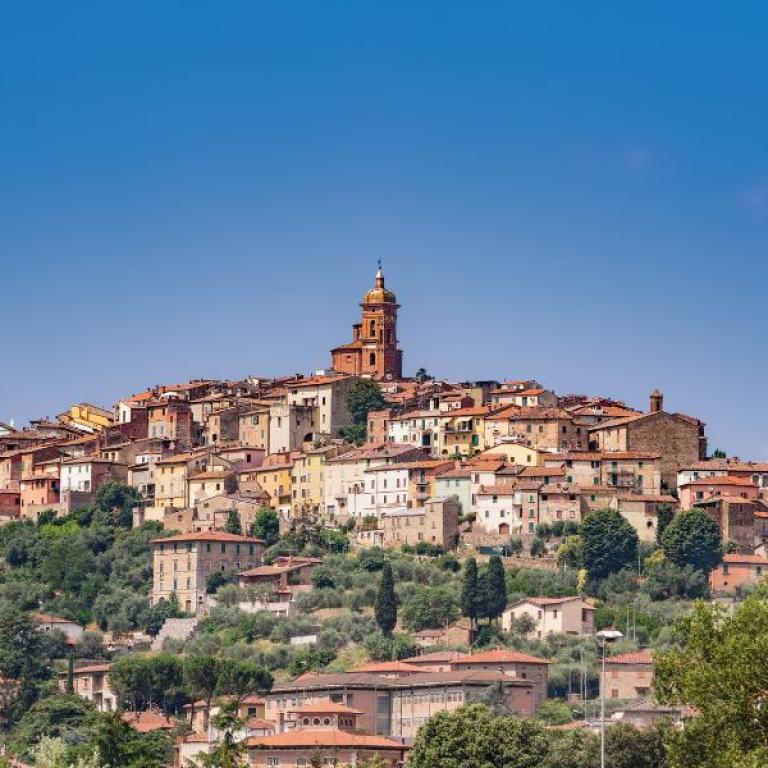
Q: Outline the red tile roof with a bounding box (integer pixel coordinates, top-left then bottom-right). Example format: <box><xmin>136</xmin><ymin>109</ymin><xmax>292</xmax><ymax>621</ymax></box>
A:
<box><xmin>353</xmin><ymin>660</ymin><xmax>422</xmax><ymax>674</ymax></box>
<box><xmin>721</xmin><ymin>553</ymin><xmax>768</xmax><ymax>565</ymax></box>
<box><xmin>287</xmin><ymin>702</ymin><xmax>363</xmax><ymax>715</ymax></box>
<box><xmin>453</xmin><ymin>648</ymin><xmax>550</xmax><ymax>665</ymax></box>
<box><xmin>246</xmin><ymin>729</ymin><xmax>406</xmax><ymax>750</ymax></box>
<box><xmin>153</xmin><ymin>531</ymin><xmax>264</xmax><ymax>544</ymax></box>
<box><xmin>606</xmin><ymin>651</ymin><xmax>653</xmax><ymax>665</ymax></box>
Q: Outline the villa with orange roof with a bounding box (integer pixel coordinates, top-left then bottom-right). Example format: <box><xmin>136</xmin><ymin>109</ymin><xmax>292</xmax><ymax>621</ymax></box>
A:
<box><xmin>502</xmin><ymin>596</ymin><xmax>595</xmax><ymax>638</ymax></box>
<box><xmin>710</xmin><ymin>552</ymin><xmax>768</xmax><ymax>593</ymax></box>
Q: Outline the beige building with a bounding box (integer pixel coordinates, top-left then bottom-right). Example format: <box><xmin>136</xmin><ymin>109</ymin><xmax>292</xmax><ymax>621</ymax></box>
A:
<box><xmin>268</xmin><ymin>403</ymin><xmax>315</xmax><ymax>455</ymax></box>
<box><xmin>601</xmin><ymin>651</ymin><xmax>654</xmax><ymax>700</ymax></box>
<box><xmin>152</xmin><ymin>531</ymin><xmax>264</xmax><ymax>614</ymax></box>
<box><xmin>323</xmin><ymin>443</ymin><xmax>427</xmax><ymax>519</ymax></box>
<box><xmin>290</xmin><ymin>445</ymin><xmax>346</xmax><ymax>516</ymax></box>
<box><xmin>59</xmin><ymin>663</ymin><xmax>116</xmax><ymax>712</ymax></box>
<box><xmin>610</xmin><ymin>494</ymin><xmax>678</xmax><ymax>542</ymax></box>
<box><xmin>187</xmin><ymin>470</ymin><xmax>237</xmax><ymax>507</ymax></box>
<box><xmin>538</xmin><ymin>482</ymin><xmax>581</xmax><ymax>525</ymax></box>
<box><xmin>238</xmin><ymin>407</ymin><xmax>271</xmax><ymax>450</ymax></box>
<box><xmin>286</xmin><ymin>374</ymin><xmax>356</xmax><ymax>440</ymax></box>
<box><xmin>502</xmin><ymin>596</ymin><xmax>595</xmax><ymax>637</ymax></box>
<box><xmin>148</xmin><ymin>449</ymin><xmax>211</xmax><ymax>516</ymax></box>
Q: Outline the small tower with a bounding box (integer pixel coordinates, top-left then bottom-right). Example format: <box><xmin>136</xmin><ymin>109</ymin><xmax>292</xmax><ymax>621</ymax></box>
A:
<box><xmin>650</xmin><ymin>389</ymin><xmax>664</xmax><ymax>414</ymax></box>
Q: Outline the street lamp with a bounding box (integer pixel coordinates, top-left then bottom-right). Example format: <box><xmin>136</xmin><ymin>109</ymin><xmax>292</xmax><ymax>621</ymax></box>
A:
<box><xmin>596</xmin><ymin>629</ymin><xmax>623</xmax><ymax>768</ymax></box>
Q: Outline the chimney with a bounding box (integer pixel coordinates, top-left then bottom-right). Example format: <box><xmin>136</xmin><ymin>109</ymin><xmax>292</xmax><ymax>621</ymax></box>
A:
<box><xmin>650</xmin><ymin>389</ymin><xmax>663</xmax><ymax>414</ymax></box>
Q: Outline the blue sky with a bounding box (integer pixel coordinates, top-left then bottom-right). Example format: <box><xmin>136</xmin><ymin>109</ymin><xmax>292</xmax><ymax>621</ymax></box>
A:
<box><xmin>1</xmin><ymin>3</ymin><xmax>767</xmax><ymax>457</ymax></box>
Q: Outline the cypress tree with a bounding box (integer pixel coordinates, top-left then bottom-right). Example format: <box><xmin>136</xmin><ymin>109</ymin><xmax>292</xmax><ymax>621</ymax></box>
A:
<box><xmin>461</xmin><ymin>557</ymin><xmax>479</xmax><ymax>625</ymax></box>
<box><xmin>66</xmin><ymin>649</ymin><xmax>75</xmax><ymax>694</ymax></box>
<box><xmin>374</xmin><ymin>562</ymin><xmax>397</xmax><ymax>636</ymax></box>
<box><xmin>224</xmin><ymin>510</ymin><xmax>243</xmax><ymax>535</ymax></box>
<box><xmin>485</xmin><ymin>555</ymin><xmax>508</xmax><ymax>622</ymax></box>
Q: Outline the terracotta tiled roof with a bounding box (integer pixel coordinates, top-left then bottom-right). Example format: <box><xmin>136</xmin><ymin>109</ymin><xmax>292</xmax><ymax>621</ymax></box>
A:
<box><xmin>507</xmin><ymin>407</ymin><xmax>572</xmax><ymax>421</ymax></box>
<box><xmin>121</xmin><ymin>710</ymin><xmax>175</xmax><ymax>733</ymax></box>
<box><xmin>606</xmin><ymin>651</ymin><xmax>653</xmax><ymax>665</ymax></box>
<box><xmin>153</xmin><ymin>531</ymin><xmax>264</xmax><ymax>544</ymax></box>
<box><xmin>69</xmin><ymin>664</ymin><xmax>111</xmax><ymax>674</ymax></box>
<box><xmin>521</xmin><ymin>466</ymin><xmax>566</xmax><ymax>477</ymax></box>
<box><xmin>353</xmin><ymin>660</ymin><xmax>422</xmax><ymax>674</ymax></box>
<box><xmin>287</xmin><ymin>702</ymin><xmax>363</xmax><ymax>715</ymax></box>
<box><xmin>287</xmin><ymin>375</ymin><xmax>353</xmax><ymax>388</ymax></box>
<box><xmin>402</xmin><ymin>651</ymin><xmax>465</xmax><ymax>663</ymax></box>
<box><xmin>246</xmin><ymin>729</ymin><xmax>406</xmax><ymax>750</ymax></box>
<box><xmin>681</xmin><ymin>476</ymin><xmax>755</xmax><ymax>487</ymax></box>
<box><xmin>721</xmin><ymin>553</ymin><xmax>768</xmax><ymax>565</ymax></box>
<box><xmin>453</xmin><ymin>648</ymin><xmax>550</xmax><ymax>665</ymax></box>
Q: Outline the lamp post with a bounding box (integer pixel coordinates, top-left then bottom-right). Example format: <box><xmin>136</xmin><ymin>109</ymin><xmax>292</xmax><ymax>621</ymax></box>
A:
<box><xmin>596</xmin><ymin>629</ymin><xmax>623</xmax><ymax>768</ymax></box>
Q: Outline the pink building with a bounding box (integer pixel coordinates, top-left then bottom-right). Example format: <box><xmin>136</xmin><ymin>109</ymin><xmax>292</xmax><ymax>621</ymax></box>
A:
<box><xmin>678</xmin><ymin>476</ymin><xmax>758</xmax><ymax>509</ymax></box>
<box><xmin>710</xmin><ymin>552</ymin><xmax>768</xmax><ymax>593</ymax></box>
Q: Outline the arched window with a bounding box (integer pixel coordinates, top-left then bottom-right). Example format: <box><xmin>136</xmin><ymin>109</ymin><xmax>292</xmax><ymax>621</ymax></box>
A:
<box><xmin>369</xmin><ymin>352</ymin><xmax>376</xmax><ymax>366</ymax></box>
<box><xmin>369</xmin><ymin>320</ymin><xmax>375</xmax><ymax>336</ymax></box>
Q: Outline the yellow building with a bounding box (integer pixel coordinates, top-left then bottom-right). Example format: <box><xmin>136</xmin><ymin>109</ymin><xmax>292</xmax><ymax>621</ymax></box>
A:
<box><xmin>291</xmin><ymin>445</ymin><xmax>345</xmax><ymax>516</ymax></box>
<box><xmin>438</xmin><ymin>407</ymin><xmax>488</xmax><ymax>457</ymax></box>
<box><xmin>240</xmin><ymin>454</ymin><xmax>296</xmax><ymax>512</ymax></box>
<box><xmin>475</xmin><ymin>443</ymin><xmax>547</xmax><ymax>466</ymax></box>
<box><xmin>59</xmin><ymin>403</ymin><xmax>114</xmax><ymax>433</ymax></box>
<box><xmin>151</xmin><ymin>450</ymin><xmax>211</xmax><ymax>513</ymax></box>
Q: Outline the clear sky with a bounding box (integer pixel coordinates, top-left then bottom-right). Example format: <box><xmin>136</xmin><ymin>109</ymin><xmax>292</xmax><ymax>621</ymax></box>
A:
<box><xmin>2</xmin><ymin>3</ymin><xmax>767</xmax><ymax>458</ymax></box>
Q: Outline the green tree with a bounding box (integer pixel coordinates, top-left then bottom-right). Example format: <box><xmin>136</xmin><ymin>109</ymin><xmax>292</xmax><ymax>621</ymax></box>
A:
<box><xmin>535</xmin><ymin>699</ymin><xmax>573</xmax><ymax>725</ymax></box>
<box><xmin>66</xmin><ymin>651</ymin><xmax>74</xmax><ymax>695</ymax></box>
<box><xmin>374</xmin><ymin>563</ymin><xmax>397</xmax><ymax>636</ymax></box>
<box><xmin>251</xmin><ymin>507</ymin><xmax>280</xmax><ymax>545</ymax></box>
<box><xmin>482</xmin><ymin>555</ymin><xmax>507</xmax><ymax>622</ymax></box>
<box><xmin>415</xmin><ymin>368</ymin><xmax>433</xmax><ymax>383</ymax></box>
<box><xmin>145</xmin><ymin>592</ymin><xmax>185</xmax><ymax>636</ymax></box>
<box><xmin>9</xmin><ymin>695</ymin><xmax>99</xmax><ymax>760</ymax></box>
<box><xmin>655</xmin><ymin>594</ymin><xmax>768</xmax><ymax>767</ymax></box>
<box><xmin>712</xmin><ymin>448</ymin><xmax>727</xmax><ymax>459</ymax></box>
<box><xmin>94</xmin><ymin>482</ymin><xmax>142</xmax><ymax>528</ymax></box>
<box><xmin>661</xmin><ymin>508</ymin><xmax>723</xmax><ymax>574</ymax></box>
<box><xmin>409</xmin><ymin>704</ymin><xmax>551</xmax><ymax>768</ymax></box>
<box><xmin>216</xmin><ymin>658</ymin><xmax>273</xmax><ymax>701</ymax></box>
<box><xmin>460</xmin><ymin>557</ymin><xmax>480</xmax><ymax>631</ymax></box>
<box><xmin>193</xmin><ymin>700</ymin><xmax>247</xmax><ymax>767</ymax></box>
<box><xmin>580</xmin><ymin>508</ymin><xmax>639</xmax><ymax>582</ymax></box>
<box><xmin>224</xmin><ymin>510</ymin><xmax>243</xmax><ymax>535</ymax></box>
<box><xmin>342</xmin><ymin>379</ymin><xmax>386</xmax><ymax>443</ymax></box>
<box><xmin>183</xmin><ymin>655</ymin><xmax>221</xmax><ymax>729</ymax></box>
<box><xmin>400</xmin><ymin>586</ymin><xmax>460</xmax><ymax>631</ymax></box>
<box><xmin>655</xmin><ymin>505</ymin><xmax>675</xmax><ymax>544</ymax></box>
<box><xmin>0</xmin><ymin>605</ymin><xmax>49</xmax><ymax>723</ymax></box>
<box><xmin>34</xmin><ymin>737</ymin><xmax>102</xmax><ymax>768</ymax></box>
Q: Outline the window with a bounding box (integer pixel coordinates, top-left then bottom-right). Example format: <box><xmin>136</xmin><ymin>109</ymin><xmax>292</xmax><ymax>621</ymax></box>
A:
<box><xmin>266</xmin><ymin>759</ymin><xmax>280</xmax><ymax>767</ymax></box>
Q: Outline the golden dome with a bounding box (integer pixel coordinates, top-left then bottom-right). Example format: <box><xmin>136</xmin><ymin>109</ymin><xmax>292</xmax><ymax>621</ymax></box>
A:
<box><xmin>363</xmin><ymin>268</ymin><xmax>397</xmax><ymax>304</ymax></box>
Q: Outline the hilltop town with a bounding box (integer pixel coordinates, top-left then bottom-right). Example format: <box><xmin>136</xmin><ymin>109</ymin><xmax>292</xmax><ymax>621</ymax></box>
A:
<box><xmin>0</xmin><ymin>268</ymin><xmax>766</xmax><ymax>767</ymax></box>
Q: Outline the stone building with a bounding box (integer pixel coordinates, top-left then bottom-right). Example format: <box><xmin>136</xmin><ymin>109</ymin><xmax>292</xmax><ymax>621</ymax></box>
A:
<box><xmin>331</xmin><ymin>267</ymin><xmax>403</xmax><ymax>380</ymax></box>
<box><xmin>588</xmin><ymin>391</ymin><xmax>706</xmax><ymax>491</ymax></box>
<box><xmin>601</xmin><ymin>651</ymin><xmax>655</xmax><ymax>700</ymax></box>
<box><xmin>151</xmin><ymin>531</ymin><xmax>264</xmax><ymax>614</ymax></box>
